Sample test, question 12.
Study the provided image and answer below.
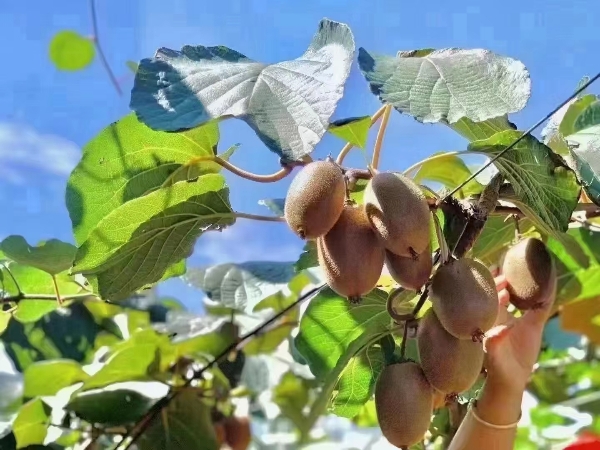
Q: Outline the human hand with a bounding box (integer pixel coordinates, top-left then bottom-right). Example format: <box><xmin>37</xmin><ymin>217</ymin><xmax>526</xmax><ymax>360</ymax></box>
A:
<box><xmin>482</xmin><ymin>270</ymin><xmax>556</xmax><ymax>394</ymax></box>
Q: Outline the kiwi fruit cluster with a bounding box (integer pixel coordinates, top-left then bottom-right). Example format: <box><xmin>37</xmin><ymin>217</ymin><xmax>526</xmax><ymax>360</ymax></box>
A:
<box><xmin>284</xmin><ymin>161</ymin><xmax>433</xmax><ymax>302</ymax></box>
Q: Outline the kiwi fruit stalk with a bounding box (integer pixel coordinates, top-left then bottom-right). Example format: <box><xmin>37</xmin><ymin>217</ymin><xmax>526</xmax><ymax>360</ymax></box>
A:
<box><xmin>385</xmin><ymin>243</ymin><xmax>433</xmax><ymax>291</ymax></box>
<box><xmin>284</xmin><ymin>160</ymin><xmax>346</xmax><ymax>240</ymax></box>
<box><xmin>502</xmin><ymin>237</ymin><xmax>556</xmax><ymax>310</ymax></box>
<box><xmin>318</xmin><ymin>205</ymin><xmax>385</xmax><ymax>303</ymax></box>
<box><xmin>429</xmin><ymin>258</ymin><xmax>498</xmax><ymax>341</ymax></box>
<box><xmin>375</xmin><ymin>361</ymin><xmax>434</xmax><ymax>448</ymax></box>
<box><xmin>364</xmin><ymin>172</ymin><xmax>431</xmax><ymax>257</ymax></box>
<box><xmin>417</xmin><ymin>309</ymin><xmax>484</xmax><ymax>394</ymax></box>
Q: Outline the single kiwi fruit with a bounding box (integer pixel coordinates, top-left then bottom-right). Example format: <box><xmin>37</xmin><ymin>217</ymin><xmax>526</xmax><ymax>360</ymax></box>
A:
<box><xmin>284</xmin><ymin>160</ymin><xmax>346</xmax><ymax>239</ymax></box>
<box><xmin>364</xmin><ymin>172</ymin><xmax>431</xmax><ymax>257</ymax></box>
<box><xmin>385</xmin><ymin>243</ymin><xmax>433</xmax><ymax>291</ymax></box>
<box><xmin>502</xmin><ymin>237</ymin><xmax>556</xmax><ymax>310</ymax></box>
<box><xmin>429</xmin><ymin>258</ymin><xmax>498</xmax><ymax>341</ymax></box>
<box><xmin>318</xmin><ymin>205</ymin><xmax>385</xmax><ymax>303</ymax></box>
<box><xmin>224</xmin><ymin>416</ymin><xmax>252</xmax><ymax>450</ymax></box>
<box><xmin>417</xmin><ymin>309</ymin><xmax>484</xmax><ymax>394</ymax></box>
<box><xmin>375</xmin><ymin>361</ymin><xmax>434</xmax><ymax>449</ymax></box>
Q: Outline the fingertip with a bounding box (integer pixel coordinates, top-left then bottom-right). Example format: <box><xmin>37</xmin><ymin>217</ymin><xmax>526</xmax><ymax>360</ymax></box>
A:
<box><xmin>495</xmin><ymin>274</ymin><xmax>507</xmax><ymax>291</ymax></box>
<box><xmin>498</xmin><ymin>288</ymin><xmax>511</xmax><ymax>307</ymax></box>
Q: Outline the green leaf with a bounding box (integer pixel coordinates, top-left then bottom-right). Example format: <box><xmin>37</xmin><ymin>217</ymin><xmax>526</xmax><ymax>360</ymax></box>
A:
<box><xmin>328</xmin><ymin>116</ymin><xmax>371</xmax><ymax>149</ymax></box>
<box><xmin>294</xmin><ymin>288</ymin><xmax>390</xmax><ymax>379</ymax></box>
<box><xmin>137</xmin><ymin>390</ymin><xmax>220</xmax><ymax>450</ymax></box>
<box><xmin>24</xmin><ymin>360</ymin><xmax>89</xmax><ymax>397</ymax></box>
<box><xmin>294</xmin><ymin>242</ymin><xmax>318</xmax><ymax>272</ymax></box>
<box><xmin>183</xmin><ymin>261</ymin><xmax>295</xmax><ymax>313</ymax></box>
<box><xmin>564</xmin><ymin>124</ymin><xmax>600</xmax><ymax>205</ymax></box>
<box><xmin>358</xmin><ymin>48</ymin><xmax>530</xmax><ymax>124</ymax></box>
<box><xmin>49</xmin><ymin>30</ymin><xmax>95</xmax><ymax>71</ymax></box>
<box><xmin>470</xmin><ymin>215</ymin><xmax>534</xmax><ymax>266</ymax></box>
<box><xmin>244</xmin><ymin>322</ymin><xmax>295</xmax><ymax>355</ymax></box>
<box><xmin>73</xmin><ymin>176</ymin><xmax>234</xmax><ymax>301</ymax></box>
<box><xmin>574</xmin><ymin>99</ymin><xmax>600</xmax><ymax>131</ymax></box>
<box><xmin>330</xmin><ymin>344</ymin><xmax>385</xmax><ymax>418</ymax></box>
<box><xmin>547</xmin><ymin>227</ymin><xmax>600</xmax><ymax>305</ymax></box>
<box><xmin>130</xmin><ymin>19</ymin><xmax>355</xmax><ymax>162</ymax></box>
<box><xmin>468</xmin><ymin>131</ymin><xmax>580</xmax><ymax>234</ymax></box>
<box><xmin>12</xmin><ymin>398</ymin><xmax>50</xmax><ymax>448</ymax></box>
<box><xmin>529</xmin><ymin>405</ymin><xmax>570</xmax><ymax>428</ymax></box>
<box><xmin>0</xmin><ymin>237</ymin><xmax>76</xmax><ymax>275</ymax></box>
<box><xmin>273</xmin><ymin>371</ymin><xmax>310</xmax><ymax>433</ymax></box>
<box><xmin>412</xmin><ymin>152</ymin><xmax>483</xmax><ymax>197</ymax></box>
<box><xmin>0</xmin><ymin>310</ymin><xmax>10</xmax><ymax>335</ymax></box>
<box><xmin>66</xmin><ymin>113</ymin><xmax>220</xmax><ymax>245</ymax></box>
<box><xmin>81</xmin><ymin>343</ymin><xmax>159</xmax><ymax>390</ymax></box>
<box><xmin>66</xmin><ymin>382</ymin><xmax>166</xmax><ymax>426</ymax></box>
<box><xmin>448</xmin><ymin>115</ymin><xmax>516</xmax><ymax>141</ymax></box>
<box><xmin>559</xmin><ymin>94</ymin><xmax>598</xmax><ymax>137</ymax></box>
<box><xmin>126</xmin><ymin>60</ymin><xmax>139</xmax><ymax>74</ymax></box>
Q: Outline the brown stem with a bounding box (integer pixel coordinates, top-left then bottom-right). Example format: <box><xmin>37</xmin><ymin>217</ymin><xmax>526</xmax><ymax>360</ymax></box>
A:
<box><xmin>399</xmin><ymin>320</ymin><xmax>409</xmax><ymax>360</ymax></box>
<box><xmin>386</xmin><ymin>288</ymin><xmax>414</xmax><ymax>323</ymax></box>
<box><xmin>411</xmin><ymin>287</ymin><xmax>430</xmax><ymax>318</ymax></box>
<box><xmin>186</xmin><ymin>155</ymin><xmax>294</xmax><ymax>183</ymax></box>
<box><xmin>371</xmin><ymin>104</ymin><xmax>392</xmax><ymax>170</ymax></box>
<box><xmin>90</xmin><ymin>0</ymin><xmax>122</xmax><ymax>96</ymax></box>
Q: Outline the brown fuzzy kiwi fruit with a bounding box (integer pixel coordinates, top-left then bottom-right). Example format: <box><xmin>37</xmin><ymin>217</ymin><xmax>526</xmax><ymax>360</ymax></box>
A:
<box><xmin>364</xmin><ymin>172</ymin><xmax>431</xmax><ymax>257</ymax></box>
<box><xmin>429</xmin><ymin>258</ymin><xmax>498</xmax><ymax>341</ymax></box>
<box><xmin>375</xmin><ymin>361</ymin><xmax>434</xmax><ymax>448</ymax></box>
<box><xmin>284</xmin><ymin>160</ymin><xmax>346</xmax><ymax>240</ymax></box>
<box><xmin>417</xmin><ymin>309</ymin><xmax>484</xmax><ymax>394</ymax></box>
<box><xmin>224</xmin><ymin>416</ymin><xmax>252</xmax><ymax>450</ymax></box>
<box><xmin>213</xmin><ymin>421</ymin><xmax>226</xmax><ymax>446</ymax></box>
<box><xmin>385</xmin><ymin>243</ymin><xmax>433</xmax><ymax>291</ymax></box>
<box><xmin>432</xmin><ymin>389</ymin><xmax>448</xmax><ymax>410</ymax></box>
<box><xmin>318</xmin><ymin>205</ymin><xmax>385</xmax><ymax>302</ymax></box>
<box><xmin>502</xmin><ymin>237</ymin><xmax>556</xmax><ymax>310</ymax></box>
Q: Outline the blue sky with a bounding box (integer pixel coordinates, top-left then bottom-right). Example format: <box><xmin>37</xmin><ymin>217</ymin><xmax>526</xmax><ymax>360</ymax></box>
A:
<box><xmin>0</xmin><ymin>0</ymin><xmax>598</xmax><ymax>312</ymax></box>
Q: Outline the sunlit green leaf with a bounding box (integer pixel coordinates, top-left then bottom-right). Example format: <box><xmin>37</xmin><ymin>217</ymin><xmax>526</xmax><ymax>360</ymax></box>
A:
<box><xmin>559</xmin><ymin>94</ymin><xmax>598</xmax><ymax>137</ymax></box>
<box><xmin>328</xmin><ymin>116</ymin><xmax>371</xmax><ymax>149</ymax></box>
<box><xmin>358</xmin><ymin>48</ymin><xmax>530</xmax><ymax>124</ymax></box>
<box><xmin>24</xmin><ymin>360</ymin><xmax>89</xmax><ymax>398</ymax></box>
<box><xmin>272</xmin><ymin>371</ymin><xmax>310</xmax><ymax>433</ymax></box>
<box><xmin>131</xmin><ymin>19</ymin><xmax>355</xmax><ymax>162</ymax></box>
<box><xmin>49</xmin><ymin>30</ymin><xmax>95</xmax><ymax>71</ymax></box>
<box><xmin>330</xmin><ymin>344</ymin><xmax>385</xmax><ymax>418</ymax></box>
<box><xmin>294</xmin><ymin>242</ymin><xmax>318</xmax><ymax>272</ymax></box>
<box><xmin>12</xmin><ymin>398</ymin><xmax>50</xmax><ymax>448</ymax></box>
<box><xmin>0</xmin><ymin>237</ymin><xmax>76</xmax><ymax>275</ymax></box>
<box><xmin>73</xmin><ymin>176</ymin><xmax>234</xmax><ymax>301</ymax></box>
<box><xmin>126</xmin><ymin>60</ymin><xmax>139</xmax><ymax>74</ymax></box>
<box><xmin>66</xmin><ymin>113</ymin><xmax>221</xmax><ymax>245</ymax></box>
<box><xmin>469</xmin><ymin>131</ymin><xmax>580</xmax><ymax>236</ymax></box>
<box><xmin>0</xmin><ymin>310</ymin><xmax>11</xmax><ymax>335</ymax></box>
<box><xmin>448</xmin><ymin>115</ymin><xmax>516</xmax><ymax>141</ymax></box>
<box><xmin>470</xmin><ymin>215</ymin><xmax>535</xmax><ymax>266</ymax></box>
<box><xmin>137</xmin><ymin>390</ymin><xmax>220</xmax><ymax>450</ymax></box>
<box><xmin>244</xmin><ymin>322</ymin><xmax>295</xmax><ymax>355</ymax></box>
<box><xmin>412</xmin><ymin>152</ymin><xmax>483</xmax><ymax>197</ymax></box>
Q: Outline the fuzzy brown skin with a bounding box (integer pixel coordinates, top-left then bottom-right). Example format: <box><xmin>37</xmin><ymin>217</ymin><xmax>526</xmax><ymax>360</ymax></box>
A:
<box><xmin>318</xmin><ymin>205</ymin><xmax>385</xmax><ymax>300</ymax></box>
<box><xmin>417</xmin><ymin>309</ymin><xmax>484</xmax><ymax>394</ymax></box>
<box><xmin>429</xmin><ymin>258</ymin><xmax>498</xmax><ymax>340</ymax></box>
<box><xmin>375</xmin><ymin>362</ymin><xmax>434</xmax><ymax>448</ymax></box>
<box><xmin>224</xmin><ymin>416</ymin><xmax>252</xmax><ymax>450</ymax></box>
<box><xmin>502</xmin><ymin>237</ymin><xmax>556</xmax><ymax>310</ymax></box>
<box><xmin>284</xmin><ymin>160</ymin><xmax>346</xmax><ymax>240</ymax></box>
<box><xmin>385</xmin><ymin>243</ymin><xmax>433</xmax><ymax>291</ymax></box>
<box><xmin>364</xmin><ymin>172</ymin><xmax>431</xmax><ymax>257</ymax></box>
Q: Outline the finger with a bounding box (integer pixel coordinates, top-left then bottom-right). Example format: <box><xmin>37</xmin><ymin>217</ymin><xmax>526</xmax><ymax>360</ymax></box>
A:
<box><xmin>494</xmin><ymin>274</ymin><xmax>507</xmax><ymax>292</ymax></box>
<box><xmin>498</xmin><ymin>288</ymin><xmax>511</xmax><ymax>307</ymax></box>
<box><xmin>483</xmin><ymin>323</ymin><xmax>514</xmax><ymax>353</ymax></box>
<box><xmin>489</xmin><ymin>265</ymin><xmax>500</xmax><ymax>277</ymax></box>
<box><xmin>494</xmin><ymin>299</ymin><xmax>516</xmax><ymax>327</ymax></box>
<box><xmin>520</xmin><ymin>277</ymin><xmax>557</xmax><ymax>328</ymax></box>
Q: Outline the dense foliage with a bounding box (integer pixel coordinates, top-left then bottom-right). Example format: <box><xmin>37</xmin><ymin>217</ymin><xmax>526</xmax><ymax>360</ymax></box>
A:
<box><xmin>1</xmin><ymin>15</ymin><xmax>600</xmax><ymax>450</ymax></box>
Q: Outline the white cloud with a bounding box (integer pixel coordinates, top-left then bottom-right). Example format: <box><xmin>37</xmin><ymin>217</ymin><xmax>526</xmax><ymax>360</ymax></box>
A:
<box><xmin>0</xmin><ymin>122</ymin><xmax>80</xmax><ymax>184</ymax></box>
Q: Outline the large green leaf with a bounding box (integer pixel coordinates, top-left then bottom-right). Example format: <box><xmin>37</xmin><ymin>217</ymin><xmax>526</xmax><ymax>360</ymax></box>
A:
<box><xmin>182</xmin><ymin>261</ymin><xmax>295</xmax><ymax>313</ymax></box>
<box><xmin>66</xmin><ymin>382</ymin><xmax>167</xmax><ymax>426</ymax></box>
<box><xmin>559</xmin><ymin>94</ymin><xmax>598</xmax><ymax>137</ymax></box>
<box><xmin>81</xmin><ymin>343</ymin><xmax>159</xmax><ymax>390</ymax></box>
<box><xmin>23</xmin><ymin>360</ymin><xmax>89</xmax><ymax>398</ymax></box>
<box><xmin>468</xmin><ymin>131</ymin><xmax>580</xmax><ymax>235</ymax></box>
<box><xmin>272</xmin><ymin>371</ymin><xmax>310</xmax><ymax>432</ymax></box>
<box><xmin>12</xmin><ymin>398</ymin><xmax>50</xmax><ymax>448</ymax></box>
<box><xmin>72</xmin><ymin>175</ymin><xmax>234</xmax><ymax>300</ymax></box>
<box><xmin>547</xmin><ymin>227</ymin><xmax>600</xmax><ymax>305</ymax></box>
<box><xmin>470</xmin><ymin>215</ymin><xmax>535</xmax><ymax>266</ymax></box>
<box><xmin>330</xmin><ymin>344</ymin><xmax>385</xmax><ymax>419</ymax></box>
<box><xmin>412</xmin><ymin>152</ymin><xmax>483</xmax><ymax>197</ymax></box>
<box><xmin>328</xmin><ymin>116</ymin><xmax>371</xmax><ymax>149</ymax></box>
<box><xmin>0</xmin><ymin>237</ymin><xmax>76</xmax><ymax>275</ymax></box>
<box><xmin>294</xmin><ymin>288</ymin><xmax>390</xmax><ymax>379</ymax></box>
<box><xmin>448</xmin><ymin>115</ymin><xmax>516</xmax><ymax>141</ymax></box>
<box><xmin>66</xmin><ymin>113</ymin><xmax>220</xmax><ymax>244</ymax></box>
<box><xmin>49</xmin><ymin>30</ymin><xmax>95</xmax><ymax>71</ymax></box>
<box><xmin>137</xmin><ymin>390</ymin><xmax>220</xmax><ymax>450</ymax></box>
<box><xmin>243</xmin><ymin>322</ymin><xmax>295</xmax><ymax>355</ymax></box>
<box><xmin>294</xmin><ymin>242</ymin><xmax>318</xmax><ymax>272</ymax></box>
<box><xmin>130</xmin><ymin>19</ymin><xmax>355</xmax><ymax>162</ymax></box>
<box><xmin>358</xmin><ymin>48</ymin><xmax>530</xmax><ymax>124</ymax></box>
